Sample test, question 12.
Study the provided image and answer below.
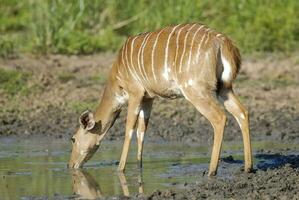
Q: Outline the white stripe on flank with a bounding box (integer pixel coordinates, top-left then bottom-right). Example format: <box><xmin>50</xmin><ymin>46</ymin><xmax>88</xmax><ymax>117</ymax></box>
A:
<box><xmin>174</xmin><ymin>25</ymin><xmax>187</xmax><ymax>65</ymax></box>
<box><xmin>141</xmin><ymin>32</ymin><xmax>153</xmax><ymax>85</ymax></box>
<box><xmin>124</xmin><ymin>38</ymin><xmax>134</xmax><ymax>78</ymax></box>
<box><xmin>140</xmin><ymin>32</ymin><xmax>153</xmax><ymax>86</ymax></box>
<box><xmin>186</xmin><ymin>25</ymin><xmax>204</xmax><ymax>72</ymax></box>
<box><xmin>137</xmin><ymin>33</ymin><xmax>151</xmax><ymax>85</ymax></box>
<box><xmin>151</xmin><ymin>29</ymin><xmax>164</xmax><ymax>82</ymax></box>
<box><xmin>204</xmin><ymin>28</ymin><xmax>212</xmax><ymax>45</ymax></box>
<box><xmin>173</xmin><ymin>24</ymin><xmax>188</xmax><ymax>80</ymax></box>
<box><xmin>121</xmin><ymin>44</ymin><xmax>129</xmax><ymax>77</ymax></box>
<box><xmin>130</xmin><ymin>37</ymin><xmax>143</xmax><ymax>84</ymax></box>
<box><xmin>216</xmin><ymin>33</ymin><xmax>222</xmax><ymax>37</ymax></box>
<box><xmin>195</xmin><ymin>32</ymin><xmax>207</xmax><ymax>64</ymax></box>
<box><xmin>221</xmin><ymin>55</ymin><xmax>232</xmax><ymax>82</ymax></box>
<box><xmin>163</xmin><ymin>24</ymin><xmax>181</xmax><ymax>81</ymax></box>
<box><xmin>179</xmin><ymin>24</ymin><xmax>197</xmax><ymax>73</ymax></box>
<box><xmin>125</xmin><ymin>37</ymin><xmax>139</xmax><ymax>82</ymax></box>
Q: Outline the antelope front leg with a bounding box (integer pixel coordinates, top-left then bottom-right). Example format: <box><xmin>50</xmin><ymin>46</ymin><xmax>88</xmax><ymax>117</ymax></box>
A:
<box><xmin>220</xmin><ymin>89</ymin><xmax>253</xmax><ymax>172</ymax></box>
<box><xmin>118</xmin><ymin>94</ymin><xmax>143</xmax><ymax>172</ymax></box>
<box><xmin>136</xmin><ymin>99</ymin><xmax>153</xmax><ymax>168</ymax></box>
<box><xmin>118</xmin><ymin>172</ymin><xmax>130</xmax><ymax>196</ymax></box>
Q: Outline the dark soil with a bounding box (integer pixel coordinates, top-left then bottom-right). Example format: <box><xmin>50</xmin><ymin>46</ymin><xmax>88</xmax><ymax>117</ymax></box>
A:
<box><xmin>137</xmin><ymin>165</ymin><xmax>299</xmax><ymax>200</ymax></box>
<box><xmin>1</xmin><ymin>53</ymin><xmax>299</xmax><ymax>199</ymax></box>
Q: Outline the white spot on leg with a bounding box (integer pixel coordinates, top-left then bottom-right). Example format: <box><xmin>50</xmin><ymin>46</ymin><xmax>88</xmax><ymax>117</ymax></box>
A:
<box><xmin>139</xmin><ymin>110</ymin><xmax>144</xmax><ymax>119</ymax></box>
<box><xmin>221</xmin><ymin>56</ymin><xmax>232</xmax><ymax>82</ymax></box>
<box><xmin>137</xmin><ymin>131</ymin><xmax>144</xmax><ymax>142</ymax></box>
<box><xmin>240</xmin><ymin>113</ymin><xmax>245</xmax><ymax>120</ymax></box>
<box><xmin>134</xmin><ymin>107</ymin><xmax>141</xmax><ymax>115</ymax></box>
<box><xmin>128</xmin><ymin>130</ymin><xmax>134</xmax><ymax>138</ymax></box>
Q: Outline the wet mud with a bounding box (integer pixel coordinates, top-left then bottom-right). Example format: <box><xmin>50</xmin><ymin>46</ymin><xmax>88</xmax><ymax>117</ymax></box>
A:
<box><xmin>1</xmin><ymin>138</ymin><xmax>298</xmax><ymax>200</ymax></box>
<box><xmin>1</xmin><ymin>54</ymin><xmax>299</xmax><ymax>199</ymax></box>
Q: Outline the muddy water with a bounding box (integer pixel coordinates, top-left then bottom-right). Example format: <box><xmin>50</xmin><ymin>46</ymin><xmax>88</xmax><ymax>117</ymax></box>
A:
<box><xmin>0</xmin><ymin>137</ymin><xmax>298</xmax><ymax>199</ymax></box>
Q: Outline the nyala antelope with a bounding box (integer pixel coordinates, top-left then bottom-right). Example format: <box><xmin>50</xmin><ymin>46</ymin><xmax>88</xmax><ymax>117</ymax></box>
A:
<box><xmin>68</xmin><ymin>23</ymin><xmax>253</xmax><ymax>176</ymax></box>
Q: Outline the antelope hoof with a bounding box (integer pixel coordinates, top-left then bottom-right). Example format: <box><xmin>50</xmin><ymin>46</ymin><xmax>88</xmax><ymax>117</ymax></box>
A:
<box><xmin>245</xmin><ymin>167</ymin><xmax>254</xmax><ymax>173</ymax></box>
<box><xmin>208</xmin><ymin>171</ymin><xmax>217</xmax><ymax>176</ymax></box>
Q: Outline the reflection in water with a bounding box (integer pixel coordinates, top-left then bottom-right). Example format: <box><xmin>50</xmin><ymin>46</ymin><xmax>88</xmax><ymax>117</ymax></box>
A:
<box><xmin>2</xmin><ymin>139</ymin><xmax>296</xmax><ymax>199</ymax></box>
<box><xmin>71</xmin><ymin>170</ymin><xmax>102</xmax><ymax>199</ymax></box>
<box><xmin>71</xmin><ymin>170</ymin><xmax>144</xmax><ymax>199</ymax></box>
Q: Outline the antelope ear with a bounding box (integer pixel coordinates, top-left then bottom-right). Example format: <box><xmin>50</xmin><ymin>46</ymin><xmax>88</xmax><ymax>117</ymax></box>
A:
<box><xmin>79</xmin><ymin>110</ymin><xmax>96</xmax><ymax>131</ymax></box>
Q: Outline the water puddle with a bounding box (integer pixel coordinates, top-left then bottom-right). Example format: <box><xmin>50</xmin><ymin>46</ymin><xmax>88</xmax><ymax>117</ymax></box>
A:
<box><xmin>0</xmin><ymin>137</ymin><xmax>297</xmax><ymax>199</ymax></box>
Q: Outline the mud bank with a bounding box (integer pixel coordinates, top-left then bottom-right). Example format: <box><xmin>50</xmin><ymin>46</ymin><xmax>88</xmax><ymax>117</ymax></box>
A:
<box><xmin>138</xmin><ymin>166</ymin><xmax>299</xmax><ymax>200</ymax></box>
<box><xmin>1</xmin><ymin>54</ymin><xmax>299</xmax><ymax>144</ymax></box>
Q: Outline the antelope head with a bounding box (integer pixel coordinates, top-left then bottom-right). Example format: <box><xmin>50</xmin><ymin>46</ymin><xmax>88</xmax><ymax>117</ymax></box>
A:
<box><xmin>68</xmin><ymin>110</ymin><xmax>103</xmax><ymax>169</ymax></box>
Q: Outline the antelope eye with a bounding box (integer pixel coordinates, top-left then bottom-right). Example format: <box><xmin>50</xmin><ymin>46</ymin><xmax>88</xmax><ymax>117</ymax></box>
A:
<box><xmin>71</xmin><ymin>137</ymin><xmax>75</xmax><ymax>143</ymax></box>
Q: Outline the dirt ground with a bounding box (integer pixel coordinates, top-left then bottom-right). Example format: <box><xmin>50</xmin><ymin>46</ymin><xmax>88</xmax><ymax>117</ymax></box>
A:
<box><xmin>0</xmin><ymin>53</ymin><xmax>299</xmax><ymax>199</ymax></box>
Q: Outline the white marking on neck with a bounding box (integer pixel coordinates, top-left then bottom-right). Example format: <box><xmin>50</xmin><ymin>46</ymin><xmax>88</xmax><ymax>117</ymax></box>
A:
<box><xmin>151</xmin><ymin>29</ymin><xmax>164</xmax><ymax>82</ymax></box>
<box><xmin>188</xmin><ymin>79</ymin><xmax>193</xmax><ymax>86</ymax></box>
<box><xmin>221</xmin><ymin>56</ymin><xmax>232</xmax><ymax>82</ymax></box>
<box><xmin>187</xmin><ymin>25</ymin><xmax>203</xmax><ymax>72</ymax></box>
<box><xmin>163</xmin><ymin>24</ymin><xmax>181</xmax><ymax>81</ymax></box>
<box><xmin>115</xmin><ymin>75</ymin><xmax>122</xmax><ymax>82</ymax></box>
<box><xmin>179</xmin><ymin>24</ymin><xmax>197</xmax><ymax>73</ymax></box>
<box><xmin>115</xmin><ymin>93</ymin><xmax>128</xmax><ymax>105</ymax></box>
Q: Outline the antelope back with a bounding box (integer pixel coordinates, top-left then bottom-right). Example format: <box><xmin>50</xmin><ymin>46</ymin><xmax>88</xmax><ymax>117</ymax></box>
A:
<box><xmin>114</xmin><ymin>23</ymin><xmax>240</xmax><ymax>96</ymax></box>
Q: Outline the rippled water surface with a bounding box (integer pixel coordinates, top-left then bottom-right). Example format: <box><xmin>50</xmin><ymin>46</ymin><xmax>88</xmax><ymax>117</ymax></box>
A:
<box><xmin>0</xmin><ymin>137</ymin><xmax>297</xmax><ymax>199</ymax></box>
